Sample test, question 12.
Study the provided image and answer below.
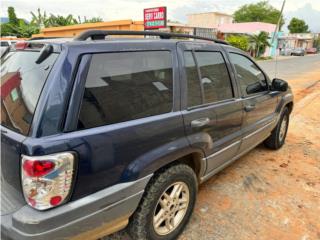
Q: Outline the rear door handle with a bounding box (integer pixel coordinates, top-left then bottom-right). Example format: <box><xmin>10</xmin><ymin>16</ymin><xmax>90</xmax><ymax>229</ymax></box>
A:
<box><xmin>244</xmin><ymin>104</ymin><xmax>256</xmax><ymax>112</ymax></box>
<box><xmin>191</xmin><ymin>118</ymin><xmax>210</xmax><ymax>128</ymax></box>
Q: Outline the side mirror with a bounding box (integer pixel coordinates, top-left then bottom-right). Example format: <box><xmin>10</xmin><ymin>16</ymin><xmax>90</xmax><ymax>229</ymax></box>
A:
<box><xmin>272</xmin><ymin>78</ymin><xmax>288</xmax><ymax>92</ymax></box>
<box><xmin>246</xmin><ymin>82</ymin><xmax>263</xmax><ymax>94</ymax></box>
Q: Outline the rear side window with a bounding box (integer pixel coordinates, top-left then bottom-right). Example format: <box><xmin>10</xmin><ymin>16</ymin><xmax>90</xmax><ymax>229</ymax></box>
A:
<box><xmin>78</xmin><ymin>51</ymin><xmax>173</xmax><ymax>129</ymax></box>
<box><xmin>184</xmin><ymin>51</ymin><xmax>202</xmax><ymax>107</ymax></box>
<box><xmin>1</xmin><ymin>51</ymin><xmax>58</xmax><ymax>135</ymax></box>
<box><xmin>183</xmin><ymin>51</ymin><xmax>233</xmax><ymax>107</ymax></box>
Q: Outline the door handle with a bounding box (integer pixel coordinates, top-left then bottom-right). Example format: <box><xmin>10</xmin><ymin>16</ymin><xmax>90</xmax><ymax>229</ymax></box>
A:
<box><xmin>191</xmin><ymin>118</ymin><xmax>210</xmax><ymax>128</ymax></box>
<box><xmin>244</xmin><ymin>104</ymin><xmax>256</xmax><ymax>112</ymax></box>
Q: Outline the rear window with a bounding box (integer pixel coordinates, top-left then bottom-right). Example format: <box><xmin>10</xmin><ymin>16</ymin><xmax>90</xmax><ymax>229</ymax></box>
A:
<box><xmin>78</xmin><ymin>51</ymin><xmax>173</xmax><ymax>129</ymax></box>
<box><xmin>1</xmin><ymin>51</ymin><xmax>58</xmax><ymax>135</ymax></box>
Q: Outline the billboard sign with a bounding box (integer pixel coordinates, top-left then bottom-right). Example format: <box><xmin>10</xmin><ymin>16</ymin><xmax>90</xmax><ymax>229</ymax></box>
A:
<box><xmin>144</xmin><ymin>7</ymin><xmax>167</xmax><ymax>30</ymax></box>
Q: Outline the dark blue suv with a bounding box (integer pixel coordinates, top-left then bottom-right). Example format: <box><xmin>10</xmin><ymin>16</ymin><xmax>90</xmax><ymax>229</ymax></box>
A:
<box><xmin>1</xmin><ymin>30</ymin><xmax>293</xmax><ymax>240</ymax></box>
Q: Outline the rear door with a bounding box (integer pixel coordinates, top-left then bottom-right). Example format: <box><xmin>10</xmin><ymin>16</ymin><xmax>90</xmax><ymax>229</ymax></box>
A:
<box><xmin>227</xmin><ymin>52</ymin><xmax>278</xmax><ymax>152</ymax></box>
<box><xmin>178</xmin><ymin>42</ymin><xmax>243</xmax><ymax>174</ymax></box>
<box><xmin>61</xmin><ymin>46</ymin><xmax>190</xmax><ymax>198</ymax></box>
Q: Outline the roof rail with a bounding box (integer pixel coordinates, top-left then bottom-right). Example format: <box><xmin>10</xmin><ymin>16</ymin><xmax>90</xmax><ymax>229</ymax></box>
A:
<box><xmin>29</xmin><ymin>37</ymin><xmax>64</xmax><ymax>41</ymax></box>
<box><xmin>73</xmin><ymin>30</ymin><xmax>229</xmax><ymax>45</ymax></box>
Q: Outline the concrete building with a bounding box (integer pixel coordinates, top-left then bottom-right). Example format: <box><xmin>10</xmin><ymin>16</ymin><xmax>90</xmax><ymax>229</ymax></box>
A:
<box><xmin>216</xmin><ymin>22</ymin><xmax>279</xmax><ymax>57</ymax></box>
<box><xmin>278</xmin><ymin>33</ymin><xmax>315</xmax><ymax>49</ymax></box>
<box><xmin>32</xmin><ymin>20</ymin><xmax>144</xmax><ymax>38</ymax></box>
<box><xmin>187</xmin><ymin>12</ymin><xmax>233</xmax><ymax>29</ymax></box>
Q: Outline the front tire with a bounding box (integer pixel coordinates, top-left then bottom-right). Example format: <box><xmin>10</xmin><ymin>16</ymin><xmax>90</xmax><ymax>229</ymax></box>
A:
<box><xmin>264</xmin><ymin>107</ymin><xmax>290</xmax><ymax>150</ymax></box>
<box><xmin>128</xmin><ymin>164</ymin><xmax>197</xmax><ymax>240</ymax></box>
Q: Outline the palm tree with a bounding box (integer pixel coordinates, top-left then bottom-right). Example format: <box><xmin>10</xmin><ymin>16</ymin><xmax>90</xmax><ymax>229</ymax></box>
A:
<box><xmin>30</xmin><ymin>8</ymin><xmax>48</xmax><ymax>28</ymax></box>
<box><xmin>249</xmin><ymin>31</ymin><xmax>271</xmax><ymax>57</ymax></box>
<box><xmin>47</xmin><ymin>14</ymin><xmax>78</xmax><ymax>27</ymax></box>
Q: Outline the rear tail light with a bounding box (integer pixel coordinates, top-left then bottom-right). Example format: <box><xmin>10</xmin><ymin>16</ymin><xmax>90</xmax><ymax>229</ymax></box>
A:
<box><xmin>21</xmin><ymin>152</ymin><xmax>75</xmax><ymax>210</ymax></box>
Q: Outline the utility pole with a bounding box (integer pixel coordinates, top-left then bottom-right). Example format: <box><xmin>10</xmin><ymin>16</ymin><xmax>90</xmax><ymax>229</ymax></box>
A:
<box><xmin>272</xmin><ymin>0</ymin><xmax>286</xmax><ymax>78</ymax></box>
<box><xmin>271</xmin><ymin>0</ymin><xmax>286</xmax><ymax>45</ymax></box>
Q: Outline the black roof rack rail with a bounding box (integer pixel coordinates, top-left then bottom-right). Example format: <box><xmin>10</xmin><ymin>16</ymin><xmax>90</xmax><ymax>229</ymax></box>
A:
<box><xmin>73</xmin><ymin>30</ymin><xmax>229</xmax><ymax>45</ymax></box>
<box><xmin>29</xmin><ymin>37</ymin><xmax>64</xmax><ymax>41</ymax></box>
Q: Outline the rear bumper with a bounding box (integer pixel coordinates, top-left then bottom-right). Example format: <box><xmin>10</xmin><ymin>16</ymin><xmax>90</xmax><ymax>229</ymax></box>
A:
<box><xmin>1</xmin><ymin>174</ymin><xmax>152</xmax><ymax>240</ymax></box>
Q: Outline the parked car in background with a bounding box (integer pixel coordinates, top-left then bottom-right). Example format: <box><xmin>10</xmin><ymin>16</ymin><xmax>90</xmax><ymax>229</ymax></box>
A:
<box><xmin>280</xmin><ymin>47</ymin><xmax>306</xmax><ymax>56</ymax></box>
<box><xmin>0</xmin><ymin>40</ymin><xmax>17</xmax><ymax>56</ymax></box>
<box><xmin>280</xmin><ymin>47</ymin><xmax>293</xmax><ymax>56</ymax></box>
<box><xmin>291</xmin><ymin>48</ymin><xmax>305</xmax><ymax>56</ymax></box>
<box><xmin>1</xmin><ymin>30</ymin><xmax>293</xmax><ymax>240</ymax></box>
<box><xmin>306</xmin><ymin>47</ymin><xmax>318</xmax><ymax>54</ymax></box>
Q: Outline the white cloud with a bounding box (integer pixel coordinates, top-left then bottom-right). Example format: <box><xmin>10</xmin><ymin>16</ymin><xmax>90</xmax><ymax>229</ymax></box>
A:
<box><xmin>1</xmin><ymin>0</ymin><xmax>320</xmax><ymax>26</ymax></box>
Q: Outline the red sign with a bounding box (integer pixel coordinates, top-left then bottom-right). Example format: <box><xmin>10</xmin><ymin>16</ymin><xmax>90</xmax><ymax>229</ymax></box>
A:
<box><xmin>144</xmin><ymin>7</ymin><xmax>167</xmax><ymax>29</ymax></box>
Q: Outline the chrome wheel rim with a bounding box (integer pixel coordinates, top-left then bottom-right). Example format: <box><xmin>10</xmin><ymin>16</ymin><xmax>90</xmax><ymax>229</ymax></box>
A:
<box><xmin>153</xmin><ymin>181</ymin><xmax>190</xmax><ymax>236</ymax></box>
<box><xmin>279</xmin><ymin>115</ymin><xmax>288</xmax><ymax>142</ymax></box>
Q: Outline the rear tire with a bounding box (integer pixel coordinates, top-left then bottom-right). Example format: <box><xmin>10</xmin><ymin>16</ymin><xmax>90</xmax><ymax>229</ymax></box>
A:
<box><xmin>264</xmin><ymin>107</ymin><xmax>290</xmax><ymax>150</ymax></box>
<box><xmin>127</xmin><ymin>164</ymin><xmax>197</xmax><ymax>240</ymax></box>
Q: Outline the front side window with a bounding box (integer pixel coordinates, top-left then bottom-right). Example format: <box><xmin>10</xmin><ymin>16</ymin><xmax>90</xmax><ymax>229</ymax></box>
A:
<box><xmin>78</xmin><ymin>51</ymin><xmax>173</xmax><ymax>129</ymax></box>
<box><xmin>229</xmin><ymin>53</ymin><xmax>268</xmax><ymax>96</ymax></box>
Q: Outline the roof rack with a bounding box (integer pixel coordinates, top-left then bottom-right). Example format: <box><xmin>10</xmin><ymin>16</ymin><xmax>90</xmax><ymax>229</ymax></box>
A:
<box><xmin>73</xmin><ymin>30</ymin><xmax>229</xmax><ymax>45</ymax></box>
<box><xmin>29</xmin><ymin>37</ymin><xmax>65</xmax><ymax>41</ymax></box>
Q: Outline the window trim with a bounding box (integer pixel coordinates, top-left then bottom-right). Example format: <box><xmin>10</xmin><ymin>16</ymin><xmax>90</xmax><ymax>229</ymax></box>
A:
<box><xmin>229</xmin><ymin>52</ymin><xmax>269</xmax><ymax>98</ymax></box>
<box><xmin>75</xmin><ymin>50</ymin><xmax>175</xmax><ymax>130</ymax></box>
<box><xmin>184</xmin><ymin>50</ymin><xmax>236</xmax><ymax>110</ymax></box>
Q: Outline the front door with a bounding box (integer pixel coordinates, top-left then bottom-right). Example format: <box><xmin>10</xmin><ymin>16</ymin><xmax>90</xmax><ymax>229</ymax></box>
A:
<box><xmin>227</xmin><ymin>52</ymin><xmax>278</xmax><ymax>152</ymax></box>
<box><xmin>178</xmin><ymin>42</ymin><xmax>243</xmax><ymax>174</ymax></box>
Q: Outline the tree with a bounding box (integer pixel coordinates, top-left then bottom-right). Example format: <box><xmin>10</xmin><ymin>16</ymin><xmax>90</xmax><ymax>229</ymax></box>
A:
<box><xmin>47</xmin><ymin>14</ymin><xmax>78</xmax><ymax>27</ymax></box>
<box><xmin>8</xmin><ymin>6</ymin><xmax>19</xmax><ymax>26</ymax></box>
<box><xmin>1</xmin><ymin>7</ymin><xmax>39</xmax><ymax>37</ymax></box>
<box><xmin>288</xmin><ymin>17</ymin><xmax>309</xmax><ymax>33</ymax></box>
<box><xmin>31</xmin><ymin>8</ymin><xmax>48</xmax><ymax>28</ymax></box>
<box><xmin>249</xmin><ymin>31</ymin><xmax>271</xmax><ymax>57</ymax></box>
<box><xmin>234</xmin><ymin>1</ymin><xmax>285</xmax><ymax>29</ymax></box>
<box><xmin>226</xmin><ymin>35</ymin><xmax>249</xmax><ymax>51</ymax></box>
<box><xmin>79</xmin><ymin>16</ymin><xmax>103</xmax><ymax>23</ymax></box>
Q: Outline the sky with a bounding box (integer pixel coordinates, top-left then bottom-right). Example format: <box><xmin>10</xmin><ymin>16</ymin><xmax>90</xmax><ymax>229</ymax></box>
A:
<box><xmin>1</xmin><ymin>0</ymin><xmax>320</xmax><ymax>31</ymax></box>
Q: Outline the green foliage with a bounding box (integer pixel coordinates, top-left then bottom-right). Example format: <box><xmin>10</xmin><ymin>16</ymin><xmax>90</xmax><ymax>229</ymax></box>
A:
<box><xmin>0</xmin><ymin>21</ymin><xmax>39</xmax><ymax>38</ymax></box>
<box><xmin>47</xmin><ymin>14</ymin><xmax>78</xmax><ymax>27</ymax></box>
<box><xmin>234</xmin><ymin>1</ymin><xmax>285</xmax><ymax>29</ymax></box>
<box><xmin>249</xmin><ymin>31</ymin><xmax>271</xmax><ymax>57</ymax></box>
<box><xmin>0</xmin><ymin>23</ymin><xmax>15</xmax><ymax>36</ymax></box>
<box><xmin>30</xmin><ymin>8</ymin><xmax>48</xmax><ymax>28</ymax></box>
<box><xmin>1</xmin><ymin>7</ymin><xmax>104</xmax><ymax>38</ymax></box>
<box><xmin>8</xmin><ymin>6</ymin><xmax>19</xmax><ymax>26</ymax></box>
<box><xmin>288</xmin><ymin>17</ymin><xmax>309</xmax><ymax>33</ymax></box>
<box><xmin>226</xmin><ymin>35</ymin><xmax>249</xmax><ymax>51</ymax></box>
<box><xmin>79</xmin><ymin>16</ymin><xmax>103</xmax><ymax>23</ymax></box>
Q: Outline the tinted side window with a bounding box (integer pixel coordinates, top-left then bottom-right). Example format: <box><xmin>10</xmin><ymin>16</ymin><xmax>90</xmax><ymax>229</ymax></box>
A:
<box><xmin>195</xmin><ymin>51</ymin><xmax>233</xmax><ymax>104</ymax></box>
<box><xmin>229</xmin><ymin>53</ymin><xmax>268</xmax><ymax>96</ymax></box>
<box><xmin>184</xmin><ymin>51</ymin><xmax>201</xmax><ymax>107</ymax></box>
<box><xmin>78</xmin><ymin>51</ymin><xmax>173</xmax><ymax>129</ymax></box>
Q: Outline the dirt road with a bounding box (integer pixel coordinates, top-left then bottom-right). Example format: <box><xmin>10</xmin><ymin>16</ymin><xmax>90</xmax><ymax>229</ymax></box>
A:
<box><xmin>105</xmin><ymin>56</ymin><xmax>320</xmax><ymax>240</ymax></box>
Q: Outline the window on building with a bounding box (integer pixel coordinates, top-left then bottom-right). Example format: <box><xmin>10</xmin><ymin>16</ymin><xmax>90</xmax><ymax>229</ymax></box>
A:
<box><xmin>229</xmin><ymin>53</ymin><xmax>268</xmax><ymax>96</ymax></box>
<box><xmin>78</xmin><ymin>51</ymin><xmax>173</xmax><ymax>129</ymax></box>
